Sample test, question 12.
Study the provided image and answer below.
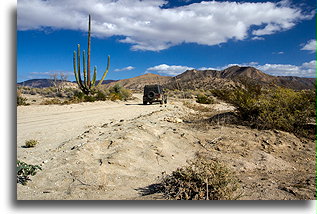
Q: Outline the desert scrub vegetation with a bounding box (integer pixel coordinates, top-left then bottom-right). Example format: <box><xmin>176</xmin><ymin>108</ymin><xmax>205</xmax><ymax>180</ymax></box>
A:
<box><xmin>17</xmin><ymin>160</ymin><xmax>42</xmax><ymax>185</ymax></box>
<box><xmin>40</xmin><ymin>98</ymin><xmax>63</xmax><ymax>105</ymax></box>
<box><xmin>17</xmin><ymin>91</ymin><xmax>29</xmax><ymax>106</ymax></box>
<box><xmin>161</xmin><ymin>155</ymin><xmax>239</xmax><ymax>200</ymax></box>
<box><xmin>183</xmin><ymin>101</ymin><xmax>211</xmax><ymax>112</ymax></box>
<box><xmin>211</xmin><ymin>82</ymin><xmax>315</xmax><ymax>138</ymax></box>
<box><xmin>196</xmin><ymin>93</ymin><xmax>215</xmax><ymax>104</ymax></box>
<box><xmin>27</xmin><ymin>84</ymin><xmax>133</xmax><ymax>105</ymax></box>
<box><xmin>24</xmin><ymin>139</ymin><xmax>39</xmax><ymax>148</ymax></box>
<box><xmin>71</xmin><ymin>84</ymin><xmax>132</xmax><ymax>102</ymax></box>
<box><xmin>108</xmin><ymin>83</ymin><xmax>132</xmax><ymax>101</ymax></box>
<box><xmin>167</xmin><ymin>89</ymin><xmax>200</xmax><ymax>99</ymax></box>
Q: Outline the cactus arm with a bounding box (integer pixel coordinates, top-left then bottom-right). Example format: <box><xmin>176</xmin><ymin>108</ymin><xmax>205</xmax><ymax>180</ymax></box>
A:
<box><xmin>87</xmin><ymin>14</ymin><xmax>91</xmax><ymax>88</ymax></box>
<box><xmin>77</xmin><ymin>44</ymin><xmax>82</xmax><ymax>84</ymax></box>
<box><xmin>83</xmin><ymin>50</ymin><xmax>87</xmax><ymax>87</ymax></box>
<box><xmin>76</xmin><ymin>44</ymin><xmax>87</xmax><ymax>91</ymax></box>
<box><xmin>91</xmin><ymin>66</ymin><xmax>97</xmax><ymax>87</ymax></box>
<box><xmin>73</xmin><ymin>51</ymin><xmax>80</xmax><ymax>85</ymax></box>
<box><xmin>97</xmin><ymin>55</ymin><xmax>110</xmax><ymax>87</ymax></box>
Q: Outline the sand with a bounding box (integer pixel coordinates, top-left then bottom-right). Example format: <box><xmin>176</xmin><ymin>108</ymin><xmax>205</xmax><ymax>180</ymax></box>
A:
<box><xmin>17</xmin><ymin>94</ymin><xmax>315</xmax><ymax>200</ymax></box>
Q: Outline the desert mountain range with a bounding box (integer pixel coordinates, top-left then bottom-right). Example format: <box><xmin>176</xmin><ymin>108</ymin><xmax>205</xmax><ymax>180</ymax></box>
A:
<box><xmin>18</xmin><ymin>66</ymin><xmax>315</xmax><ymax>90</ymax></box>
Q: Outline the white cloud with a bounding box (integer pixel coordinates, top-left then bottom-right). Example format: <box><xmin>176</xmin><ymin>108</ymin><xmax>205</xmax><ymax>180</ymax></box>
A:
<box><xmin>114</xmin><ymin>66</ymin><xmax>135</xmax><ymax>72</ymax></box>
<box><xmin>256</xmin><ymin>61</ymin><xmax>316</xmax><ymax>77</ymax></box>
<box><xmin>147</xmin><ymin>64</ymin><xmax>194</xmax><ymax>75</ymax></box>
<box><xmin>17</xmin><ymin>0</ymin><xmax>313</xmax><ymax>51</ymax></box>
<box><xmin>272</xmin><ymin>51</ymin><xmax>284</xmax><ymax>54</ymax></box>
<box><xmin>198</xmin><ymin>67</ymin><xmax>217</xmax><ymax>70</ymax></box>
<box><xmin>301</xmin><ymin>39</ymin><xmax>316</xmax><ymax>53</ymax></box>
<box><xmin>221</xmin><ymin>61</ymin><xmax>316</xmax><ymax>78</ymax></box>
<box><xmin>251</xmin><ymin>36</ymin><xmax>265</xmax><ymax>41</ymax></box>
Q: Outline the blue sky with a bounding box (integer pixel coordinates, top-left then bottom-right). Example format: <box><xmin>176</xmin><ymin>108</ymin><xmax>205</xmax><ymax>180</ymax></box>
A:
<box><xmin>17</xmin><ymin>0</ymin><xmax>316</xmax><ymax>82</ymax></box>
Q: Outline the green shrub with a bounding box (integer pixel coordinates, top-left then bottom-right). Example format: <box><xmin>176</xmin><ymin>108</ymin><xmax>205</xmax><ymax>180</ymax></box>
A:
<box><xmin>17</xmin><ymin>160</ymin><xmax>42</xmax><ymax>185</ymax></box>
<box><xmin>108</xmin><ymin>84</ymin><xmax>132</xmax><ymax>101</ymax></box>
<box><xmin>196</xmin><ymin>94</ymin><xmax>215</xmax><ymax>104</ymax></box>
<box><xmin>17</xmin><ymin>93</ymin><xmax>29</xmax><ymax>106</ymax></box>
<box><xmin>74</xmin><ymin>91</ymin><xmax>85</xmax><ymax>100</ymax></box>
<box><xmin>95</xmin><ymin>90</ymin><xmax>108</xmax><ymax>101</ymax></box>
<box><xmin>109</xmin><ymin>92</ymin><xmax>122</xmax><ymax>101</ymax></box>
<box><xmin>84</xmin><ymin>95</ymin><xmax>96</xmax><ymax>102</ymax></box>
<box><xmin>216</xmin><ymin>81</ymin><xmax>315</xmax><ymax>137</ymax></box>
<box><xmin>211</xmin><ymin>89</ymin><xmax>233</xmax><ymax>102</ymax></box>
<box><xmin>109</xmin><ymin>83</ymin><xmax>122</xmax><ymax>94</ymax></box>
<box><xmin>120</xmin><ymin>87</ymin><xmax>132</xmax><ymax>101</ymax></box>
<box><xmin>25</xmin><ymin>139</ymin><xmax>39</xmax><ymax>148</ymax></box>
<box><xmin>256</xmin><ymin>87</ymin><xmax>315</xmax><ymax>133</ymax></box>
<box><xmin>161</xmin><ymin>155</ymin><xmax>239</xmax><ymax>200</ymax></box>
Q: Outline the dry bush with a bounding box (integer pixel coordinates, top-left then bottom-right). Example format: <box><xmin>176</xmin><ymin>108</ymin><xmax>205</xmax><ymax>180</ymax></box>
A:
<box><xmin>161</xmin><ymin>155</ymin><xmax>239</xmax><ymax>200</ymax></box>
<box><xmin>183</xmin><ymin>101</ymin><xmax>211</xmax><ymax>112</ymax></box>
<box><xmin>17</xmin><ymin>91</ymin><xmax>29</xmax><ymax>106</ymax></box>
<box><xmin>40</xmin><ymin>98</ymin><xmax>62</xmax><ymax>105</ymax></box>
<box><xmin>108</xmin><ymin>84</ymin><xmax>132</xmax><ymax>101</ymax></box>
<box><xmin>24</xmin><ymin>139</ymin><xmax>39</xmax><ymax>148</ymax></box>
<box><xmin>196</xmin><ymin>93</ymin><xmax>215</xmax><ymax>104</ymax></box>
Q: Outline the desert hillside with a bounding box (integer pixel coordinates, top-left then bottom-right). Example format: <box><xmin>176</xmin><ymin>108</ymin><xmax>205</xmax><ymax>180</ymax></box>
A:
<box><xmin>164</xmin><ymin>66</ymin><xmax>315</xmax><ymax>90</ymax></box>
<box><xmin>104</xmin><ymin>73</ymin><xmax>172</xmax><ymax>91</ymax></box>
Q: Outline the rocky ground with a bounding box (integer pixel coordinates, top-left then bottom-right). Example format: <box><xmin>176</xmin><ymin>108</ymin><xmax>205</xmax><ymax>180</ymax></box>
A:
<box><xmin>17</xmin><ymin>94</ymin><xmax>316</xmax><ymax>200</ymax></box>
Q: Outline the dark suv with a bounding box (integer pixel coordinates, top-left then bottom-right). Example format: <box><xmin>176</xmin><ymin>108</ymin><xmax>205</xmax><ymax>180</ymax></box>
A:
<box><xmin>143</xmin><ymin>85</ymin><xmax>167</xmax><ymax>105</ymax></box>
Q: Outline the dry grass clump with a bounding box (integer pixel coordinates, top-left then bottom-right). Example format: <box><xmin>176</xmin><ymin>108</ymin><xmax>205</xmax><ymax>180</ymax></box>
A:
<box><xmin>183</xmin><ymin>101</ymin><xmax>211</xmax><ymax>112</ymax></box>
<box><xmin>40</xmin><ymin>98</ymin><xmax>63</xmax><ymax>105</ymax></box>
<box><xmin>24</xmin><ymin>139</ymin><xmax>39</xmax><ymax>148</ymax></box>
<box><xmin>161</xmin><ymin>155</ymin><xmax>239</xmax><ymax>200</ymax></box>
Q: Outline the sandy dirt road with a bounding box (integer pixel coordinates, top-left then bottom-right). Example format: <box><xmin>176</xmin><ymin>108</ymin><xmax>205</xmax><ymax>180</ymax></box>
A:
<box><xmin>17</xmin><ymin>94</ymin><xmax>161</xmax><ymax>160</ymax></box>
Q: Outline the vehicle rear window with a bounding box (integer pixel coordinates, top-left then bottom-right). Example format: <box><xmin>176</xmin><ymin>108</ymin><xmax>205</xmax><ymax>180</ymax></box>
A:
<box><xmin>144</xmin><ymin>85</ymin><xmax>161</xmax><ymax>93</ymax></box>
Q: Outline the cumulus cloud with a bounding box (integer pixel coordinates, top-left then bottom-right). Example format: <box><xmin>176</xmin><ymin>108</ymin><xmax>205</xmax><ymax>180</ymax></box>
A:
<box><xmin>257</xmin><ymin>61</ymin><xmax>316</xmax><ymax>77</ymax></box>
<box><xmin>17</xmin><ymin>0</ymin><xmax>313</xmax><ymax>51</ymax></box>
<box><xmin>147</xmin><ymin>64</ymin><xmax>194</xmax><ymax>75</ymax></box>
<box><xmin>221</xmin><ymin>61</ymin><xmax>316</xmax><ymax>77</ymax></box>
<box><xmin>301</xmin><ymin>39</ymin><xmax>316</xmax><ymax>53</ymax></box>
<box><xmin>114</xmin><ymin>66</ymin><xmax>135</xmax><ymax>72</ymax></box>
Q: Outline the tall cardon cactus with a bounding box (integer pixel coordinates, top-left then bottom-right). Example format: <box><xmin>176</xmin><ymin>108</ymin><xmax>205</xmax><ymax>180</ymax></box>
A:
<box><xmin>73</xmin><ymin>14</ymin><xmax>110</xmax><ymax>95</ymax></box>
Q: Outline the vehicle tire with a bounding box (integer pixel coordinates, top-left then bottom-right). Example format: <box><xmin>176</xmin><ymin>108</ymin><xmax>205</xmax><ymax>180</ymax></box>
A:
<box><xmin>159</xmin><ymin>101</ymin><xmax>163</xmax><ymax>104</ymax></box>
<box><xmin>143</xmin><ymin>101</ymin><xmax>147</xmax><ymax>105</ymax></box>
<box><xmin>148</xmin><ymin>91</ymin><xmax>155</xmax><ymax>98</ymax></box>
<box><xmin>149</xmin><ymin>102</ymin><xmax>152</xmax><ymax>105</ymax></box>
